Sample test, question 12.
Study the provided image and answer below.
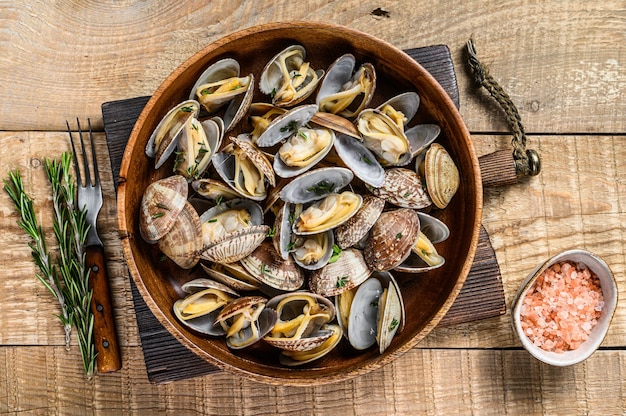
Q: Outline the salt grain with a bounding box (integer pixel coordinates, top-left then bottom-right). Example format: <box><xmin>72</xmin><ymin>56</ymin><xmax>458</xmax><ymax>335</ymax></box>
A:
<box><xmin>519</xmin><ymin>261</ymin><xmax>604</xmax><ymax>353</ymax></box>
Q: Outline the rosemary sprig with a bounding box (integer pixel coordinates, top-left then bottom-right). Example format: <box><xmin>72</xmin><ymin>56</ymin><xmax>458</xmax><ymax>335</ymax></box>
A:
<box><xmin>3</xmin><ymin>170</ymin><xmax>72</xmax><ymax>349</ymax></box>
<box><xmin>4</xmin><ymin>152</ymin><xmax>97</xmax><ymax>378</ymax></box>
<box><xmin>45</xmin><ymin>154</ymin><xmax>96</xmax><ymax>378</ymax></box>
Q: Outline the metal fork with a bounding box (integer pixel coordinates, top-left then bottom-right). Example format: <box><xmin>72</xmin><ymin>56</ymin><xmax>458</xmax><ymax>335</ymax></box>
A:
<box><xmin>68</xmin><ymin>118</ymin><xmax>122</xmax><ymax>373</ymax></box>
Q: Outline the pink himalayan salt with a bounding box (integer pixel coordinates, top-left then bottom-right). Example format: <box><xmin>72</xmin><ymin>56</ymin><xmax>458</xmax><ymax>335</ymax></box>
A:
<box><xmin>519</xmin><ymin>261</ymin><xmax>604</xmax><ymax>353</ymax></box>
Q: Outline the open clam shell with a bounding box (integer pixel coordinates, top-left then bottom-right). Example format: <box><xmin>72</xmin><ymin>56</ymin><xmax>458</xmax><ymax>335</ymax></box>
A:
<box><xmin>368</xmin><ymin>168</ymin><xmax>432</xmax><ymax>210</ymax></box>
<box><xmin>292</xmin><ymin>191</ymin><xmax>363</xmax><ymax>235</ymax></box>
<box><xmin>264</xmin><ymin>292</ymin><xmax>335</xmax><ymax>351</ymax></box>
<box><xmin>373</xmin><ymin>271</ymin><xmax>404</xmax><ymax>354</ymax></box>
<box><xmin>214</xmin><ymin>296</ymin><xmax>277</xmax><ymax>349</ymax></box>
<box><xmin>174</xmin><ymin>116</ymin><xmax>224</xmax><ymax>181</ymax></box>
<box><xmin>292</xmin><ymin>230</ymin><xmax>335</xmax><ymax>271</ymax></box>
<box><xmin>273</xmin><ymin>126</ymin><xmax>335</xmax><ymax>179</ymax></box>
<box><xmin>316</xmin><ymin>54</ymin><xmax>376</xmax><ymax>119</ymax></box>
<box><xmin>364</xmin><ymin>208</ymin><xmax>420</xmax><ymax>271</ymax></box>
<box><xmin>333</xmin><ymin>134</ymin><xmax>385</xmax><ymax>187</ymax></box>
<box><xmin>259</xmin><ymin>45</ymin><xmax>324</xmax><ymax>107</ymax></box>
<box><xmin>279</xmin><ymin>166</ymin><xmax>353</xmax><ymax>204</ymax></box>
<box><xmin>406</xmin><ymin>124</ymin><xmax>441</xmax><ymax>158</ymax></box>
<box><xmin>394</xmin><ymin>212</ymin><xmax>449</xmax><ymax>273</ymax></box>
<box><xmin>173</xmin><ymin>278</ymin><xmax>239</xmax><ymax>336</ymax></box>
<box><xmin>212</xmin><ymin>135</ymin><xmax>276</xmax><ymax>201</ymax></box>
<box><xmin>139</xmin><ymin>175</ymin><xmax>189</xmax><ymax>243</ymax></box>
<box><xmin>279</xmin><ymin>323</ymin><xmax>342</xmax><ymax>366</ymax></box>
<box><xmin>377</xmin><ymin>92</ymin><xmax>420</xmax><ymax>127</ymax></box>
<box><xmin>191</xmin><ymin>178</ymin><xmax>241</xmax><ymax>202</ymax></box>
<box><xmin>145</xmin><ymin>100</ymin><xmax>200</xmax><ymax>169</ymax></box>
<box><xmin>256</xmin><ymin>104</ymin><xmax>318</xmax><ymax>148</ymax></box>
<box><xmin>201</xmin><ymin>262</ymin><xmax>262</xmax><ymax>292</ymax></box>
<box><xmin>309</xmin><ymin>247</ymin><xmax>372</xmax><ymax>297</ymax></box>
<box><xmin>357</xmin><ymin>108</ymin><xmax>412</xmax><ymax>167</ymax></box>
<box><xmin>240</xmin><ymin>242</ymin><xmax>305</xmax><ymax>291</ymax></box>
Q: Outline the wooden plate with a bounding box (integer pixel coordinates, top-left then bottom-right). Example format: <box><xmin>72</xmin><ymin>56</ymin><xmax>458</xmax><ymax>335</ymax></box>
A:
<box><xmin>117</xmin><ymin>22</ymin><xmax>482</xmax><ymax>385</ymax></box>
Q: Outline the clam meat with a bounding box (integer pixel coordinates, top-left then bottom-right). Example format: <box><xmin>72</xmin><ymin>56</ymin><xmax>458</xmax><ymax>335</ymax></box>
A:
<box><xmin>293</xmin><ymin>191</ymin><xmax>362</xmax><ymax>235</ymax></box>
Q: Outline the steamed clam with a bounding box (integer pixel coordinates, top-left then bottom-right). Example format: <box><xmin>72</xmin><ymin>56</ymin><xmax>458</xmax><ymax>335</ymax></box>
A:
<box><xmin>416</xmin><ymin>143</ymin><xmax>460</xmax><ymax>209</ymax></box>
<box><xmin>212</xmin><ymin>135</ymin><xmax>276</xmax><ymax>201</ymax></box>
<box><xmin>188</xmin><ymin>58</ymin><xmax>254</xmax><ymax>131</ymax></box>
<box><xmin>173</xmin><ymin>278</ymin><xmax>239</xmax><ymax>336</ymax></box>
<box><xmin>214</xmin><ymin>296</ymin><xmax>277</xmax><ymax>349</ymax></box>
<box><xmin>316</xmin><ymin>54</ymin><xmax>376</xmax><ymax>118</ymax></box>
<box><xmin>293</xmin><ymin>191</ymin><xmax>362</xmax><ymax>235</ymax></box>
<box><xmin>145</xmin><ymin>100</ymin><xmax>200</xmax><ymax>169</ymax></box>
<box><xmin>364</xmin><ymin>208</ymin><xmax>420</xmax><ymax>271</ymax></box>
<box><xmin>174</xmin><ymin>116</ymin><xmax>223</xmax><ymax>181</ymax></box>
<box><xmin>259</xmin><ymin>45</ymin><xmax>324</xmax><ymax>107</ymax></box>
<box><xmin>395</xmin><ymin>212</ymin><xmax>450</xmax><ymax>273</ymax></box>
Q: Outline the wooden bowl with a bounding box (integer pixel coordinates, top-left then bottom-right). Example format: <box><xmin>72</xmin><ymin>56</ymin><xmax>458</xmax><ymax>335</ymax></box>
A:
<box><xmin>118</xmin><ymin>22</ymin><xmax>482</xmax><ymax>385</ymax></box>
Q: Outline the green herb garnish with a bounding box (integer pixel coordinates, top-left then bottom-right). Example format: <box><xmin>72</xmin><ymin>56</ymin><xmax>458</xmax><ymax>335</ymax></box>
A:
<box><xmin>152</xmin><ymin>212</ymin><xmax>165</xmax><ymax>219</ymax></box>
<box><xmin>328</xmin><ymin>244</ymin><xmax>342</xmax><ymax>264</ymax></box>
<box><xmin>267</xmin><ymin>227</ymin><xmax>276</xmax><ymax>238</ymax></box>
<box><xmin>389</xmin><ymin>318</ymin><xmax>399</xmax><ymax>331</ymax></box>
<box><xmin>156</xmin><ymin>202</ymin><xmax>170</xmax><ymax>210</ymax></box>
<box><xmin>396</xmin><ymin>232</ymin><xmax>403</xmax><ymax>239</ymax></box>
<box><xmin>306</xmin><ymin>180</ymin><xmax>334</xmax><ymax>196</ymax></box>
<box><xmin>336</xmin><ymin>275</ymin><xmax>350</xmax><ymax>288</ymax></box>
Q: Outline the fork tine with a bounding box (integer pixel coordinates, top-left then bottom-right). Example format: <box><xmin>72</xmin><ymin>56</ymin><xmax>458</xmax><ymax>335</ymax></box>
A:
<box><xmin>87</xmin><ymin>118</ymin><xmax>100</xmax><ymax>186</ymax></box>
<box><xmin>67</xmin><ymin>120</ymin><xmax>82</xmax><ymax>187</ymax></box>
<box><xmin>76</xmin><ymin>118</ymin><xmax>92</xmax><ymax>187</ymax></box>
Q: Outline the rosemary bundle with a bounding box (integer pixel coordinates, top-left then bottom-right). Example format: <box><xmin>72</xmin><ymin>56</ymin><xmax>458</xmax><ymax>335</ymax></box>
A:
<box><xmin>4</xmin><ymin>152</ymin><xmax>97</xmax><ymax>378</ymax></box>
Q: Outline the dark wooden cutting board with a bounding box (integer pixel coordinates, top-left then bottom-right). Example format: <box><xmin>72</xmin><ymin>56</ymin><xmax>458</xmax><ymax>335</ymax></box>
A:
<box><xmin>102</xmin><ymin>45</ymin><xmax>505</xmax><ymax>384</ymax></box>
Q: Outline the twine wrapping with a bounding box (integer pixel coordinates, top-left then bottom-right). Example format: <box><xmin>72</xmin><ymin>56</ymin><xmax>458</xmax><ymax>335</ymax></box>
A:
<box><xmin>466</xmin><ymin>37</ymin><xmax>540</xmax><ymax>177</ymax></box>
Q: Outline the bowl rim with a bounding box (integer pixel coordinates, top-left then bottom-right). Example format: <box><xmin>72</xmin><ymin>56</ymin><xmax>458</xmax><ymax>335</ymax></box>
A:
<box><xmin>117</xmin><ymin>21</ymin><xmax>483</xmax><ymax>384</ymax></box>
<box><xmin>511</xmin><ymin>249</ymin><xmax>618</xmax><ymax>366</ymax></box>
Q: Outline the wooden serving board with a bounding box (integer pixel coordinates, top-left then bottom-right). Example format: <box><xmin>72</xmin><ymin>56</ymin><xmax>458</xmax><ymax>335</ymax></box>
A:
<box><xmin>102</xmin><ymin>45</ymin><xmax>505</xmax><ymax>384</ymax></box>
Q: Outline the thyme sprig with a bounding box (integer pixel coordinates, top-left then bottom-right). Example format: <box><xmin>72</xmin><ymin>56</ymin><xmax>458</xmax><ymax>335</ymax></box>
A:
<box><xmin>4</xmin><ymin>152</ymin><xmax>97</xmax><ymax>378</ymax></box>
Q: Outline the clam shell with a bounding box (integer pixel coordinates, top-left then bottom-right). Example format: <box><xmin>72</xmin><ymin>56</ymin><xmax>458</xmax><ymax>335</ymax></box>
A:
<box><xmin>173</xmin><ymin>278</ymin><xmax>239</xmax><ymax>336</ymax></box>
<box><xmin>347</xmin><ymin>277</ymin><xmax>382</xmax><ymax>350</ymax></box>
<box><xmin>368</xmin><ymin>168</ymin><xmax>432</xmax><ymax>209</ymax></box>
<box><xmin>292</xmin><ymin>230</ymin><xmax>335</xmax><ymax>271</ymax></box>
<box><xmin>309</xmin><ymin>248</ymin><xmax>371</xmax><ymax>297</ymax></box>
<box><xmin>364</xmin><ymin>208</ymin><xmax>420</xmax><ymax>271</ymax></box>
<box><xmin>240</xmin><ymin>242</ymin><xmax>304</xmax><ymax>291</ymax></box>
<box><xmin>256</xmin><ymin>104</ymin><xmax>317</xmax><ymax>147</ymax></box>
<box><xmin>311</xmin><ymin>112</ymin><xmax>360</xmax><ymax>139</ymax></box>
<box><xmin>200</xmin><ymin>225</ymin><xmax>269</xmax><ymax>264</ymax></box>
<box><xmin>273</xmin><ymin>127</ymin><xmax>335</xmax><ymax>179</ymax></box>
<box><xmin>191</xmin><ymin>178</ymin><xmax>241</xmax><ymax>202</ymax></box>
<box><xmin>214</xmin><ymin>296</ymin><xmax>277</xmax><ymax>349</ymax></box>
<box><xmin>264</xmin><ymin>292</ymin><xmax>335</xmax><ymax>351</ymax></box>
<box><xmin>145</xmin><ymin>100</ymin><xmax>200</xmax><ymax>169</ymax></box>
<box><xmin>374</xmin><ymin>271</ymin><xmax>404</xmax><ymax>353</ymax></box>
<box><xmin>174</xmin><ymin>116</ymin><xmax>223</xmax><ymax>181</ymax></box>
<box><xmin>279</xmin><ymin>167</ymin><xmax>353</xmax><ymax>204</ymax></box>
<box><xmin>357</xmin><ymin>108</ymin><xmax>412</xmax><ymax>167</ymax></box>
<box><xmin>157</xmin><ymin>201</ymin><xmax>202</xmax><ymax>269</ymax></box>
<box><xmin>139</xmin><ymin>175</ymin><xmax>188</xmax><ymax>243</ymax></box>
<box><xmin>201</xmin><ymin>262</ymin><xmax>261</xmax><ymax>292</ymax></box>
<box><xmin>406</xmin><ymin>124</ymin><xmax>440</xmax><ymax>158</ymax></box>
<box><xmin>293</xmin><ymin>191</ymin><xmax>363</xmax><ymax>235</ymax></box>
<box><xmin>394</xmin><ymin>212</ymin><xmax>449</xmax><ymax>273</ymax></box>
<box><xmin>279</xmin><ymin>324</ymin><xmax>342</xmax><ymax>366</ymax></box>
<box><xmin>188</xmin><ymin>58</ymin><xmax>241</xmax><ymax>101</ymax></box>
<box><xmin>419</xmin><ymin>143</ymin><xmax>460</xmax><ymax>209</ymax></box>
<box><xmin>333</xmin><ymin>134</ymin><xmax>385</xmax><ymax>187</ymax></box>
<box><xmin>334</xmin><ymin>195</ymin><xmax>385</xmax><ymax>249</ymax></box>
<box><xmin>231</xmin><ymin>135</ymin><xmax>276</xmax><ymax>188</ymax></box>
<box><xmin>259</xmin><ymin>45</ymin><xmax>324</xmax><ymax>107</ymax></box>
<box><xmin>316</xmin><ymin>54</ymin><xmax>376</xmax><ymax>119</ymax></box>
<box><xmin>377</xmin><ymin>91</ymin><xmax>420</xmax><ymax>126</ymax></box>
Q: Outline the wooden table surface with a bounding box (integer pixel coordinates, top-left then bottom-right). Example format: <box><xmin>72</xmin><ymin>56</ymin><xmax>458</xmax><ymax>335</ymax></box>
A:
<box><xmin>1</xmin><ymin>1</ymin><xmax>624</xmax><ymax>414</ymax></box>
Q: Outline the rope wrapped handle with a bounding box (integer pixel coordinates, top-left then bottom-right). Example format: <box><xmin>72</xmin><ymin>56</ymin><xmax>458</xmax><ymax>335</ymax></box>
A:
<box><xmin>466</xmin><ymin>37</ymin><xmax>541</xmax><ymax>184</ymax></box>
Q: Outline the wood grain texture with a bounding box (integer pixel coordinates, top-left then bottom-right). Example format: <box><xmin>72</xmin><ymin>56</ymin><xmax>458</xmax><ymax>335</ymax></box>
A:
<box><xmin>1</xmin><ymin>0</ymin><xmax>625</xmax><ymax>413</ymax></box>
<box><xmin>0</xmin><ymin>1</ymin><xmax>624</xmax><ymax>134</ymax></box>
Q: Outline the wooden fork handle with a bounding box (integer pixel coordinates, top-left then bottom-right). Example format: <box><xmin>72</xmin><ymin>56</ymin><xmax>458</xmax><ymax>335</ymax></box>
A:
<box><xmin>87</xmin><ymin>244</ymin><xmax>122</xmax><ymax>373</ymax></box>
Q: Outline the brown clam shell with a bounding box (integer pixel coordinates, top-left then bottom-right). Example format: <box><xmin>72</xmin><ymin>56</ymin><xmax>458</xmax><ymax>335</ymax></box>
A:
<box><xmin>139</xmin><ymin>175</ymin><xmax>188</xmax><ymax>243</ymax></box>
<box><xmin>364</xmin><ymin>208</ymin><xmax>420</xmax><ymax>271</ymax></box>
<box><xmin>424</xmin><ymin>143</ymin><xmax>460</xmax><ymax>209</ymax></box>
<box><xmin>368</xmin><ymin>168</ymin><xmax>431</xmax><ymax>209</ymax></box>
<box><xmin>240</xmin><ymin>242</ymin><xmax>304</xmax><ymax>291</ymax></box>
<box><xmin>157</xmin><ymin>201</ymin><xmax>202</xmax><ymax>269</ymax></box>
<box><xmin>309</xmin><ymin>248</ymin><xmax>371</xmax><ymax>297</ymax></box>
<box><xmin>200</xmin><ymin>225</ymin><xmax>269</xmax><ymax>264</ymax></box>
<box><xmin>230</xmin><ymin>135</ymin><xmax>276</xmax><ymax>187</ymax></box>
<box><xmin>334</xmin><ymin>195</ymin><xmax>385</xmax><ymax>249</ymax></box>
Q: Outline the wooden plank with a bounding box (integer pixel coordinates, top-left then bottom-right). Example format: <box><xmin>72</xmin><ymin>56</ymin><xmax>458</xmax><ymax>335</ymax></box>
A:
<box><xmin>0</xmin><ymin>1</ymin><xmax>624</xmax><ymax>134</ymax></box>
<box><xmin>1</xmin><ymin>346</ymin><xmax>625</xmax><ymax>414</ymax></box>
